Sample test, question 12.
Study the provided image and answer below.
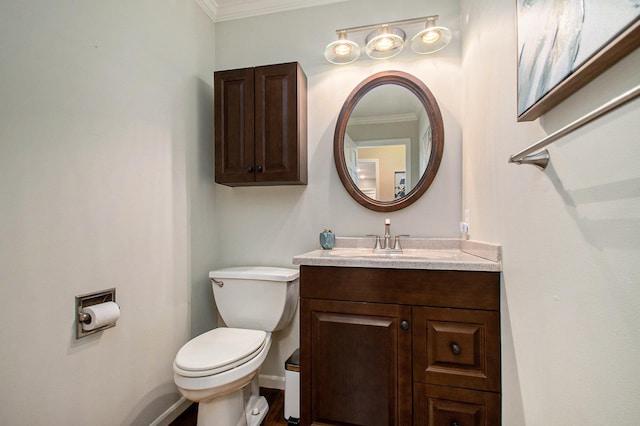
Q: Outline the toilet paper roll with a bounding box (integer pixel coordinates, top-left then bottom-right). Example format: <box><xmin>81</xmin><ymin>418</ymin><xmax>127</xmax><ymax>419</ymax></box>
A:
<box><xmin>81</xmin><ymin>301</ymin><xmax>120</xmax><ymax>331</ymax></box>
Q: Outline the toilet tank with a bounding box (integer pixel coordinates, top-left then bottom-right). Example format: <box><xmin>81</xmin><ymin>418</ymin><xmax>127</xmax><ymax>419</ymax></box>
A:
<box><xmin>209</xmin><ymin>266</ymin><xmax>299</xmax><ymax>332</ymax></box>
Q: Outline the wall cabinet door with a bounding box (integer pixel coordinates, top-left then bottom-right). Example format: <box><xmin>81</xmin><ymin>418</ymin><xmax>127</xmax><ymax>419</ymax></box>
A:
<box><xmin>214</xmin><ymin>67</ymin><xmax>255</xmax><ymax>185</ymax></box>
<box><xmin>214</xmin><ymin>62</ymin><xmax>307</xmax><ymax>186</ymax></box>
<box><xmin>300</xmin><ymin>299</ymin><xmax>412</xmax><ymax>426</ymax></box>
<box><xmin>254</xmin><ymin>63</ymin><xmax>307</xmax><ymax>184</ymax></box>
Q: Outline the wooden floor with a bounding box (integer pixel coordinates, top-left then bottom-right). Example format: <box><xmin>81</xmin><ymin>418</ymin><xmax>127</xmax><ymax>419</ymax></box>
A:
<box><xmin>170</xmin><ymin>388</ymin><xmax>289</xmax><ymax>426</ymax></box>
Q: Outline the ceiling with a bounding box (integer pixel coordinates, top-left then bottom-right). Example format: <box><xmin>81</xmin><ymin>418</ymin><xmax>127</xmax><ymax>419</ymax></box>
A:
<box><xmin>196</xmin><ymin>0</ymin><xmax>350</xmax><ymax>22</ymax></box>
<box><xmin>349</xmin><ymin>84</ymin><xmax>423</xmax><ymax>124</ymax></box>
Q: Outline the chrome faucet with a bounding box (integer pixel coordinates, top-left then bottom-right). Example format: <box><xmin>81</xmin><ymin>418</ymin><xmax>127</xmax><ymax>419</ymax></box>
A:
<box><xmin>368</xmin><ymin>219</ymin><xmax>409</xmax><ymax>253</ymax></box>
<box><xmin>383</xmin><ymin>218</ymin><xmax>392</xmax><ymax>250</ymax></box>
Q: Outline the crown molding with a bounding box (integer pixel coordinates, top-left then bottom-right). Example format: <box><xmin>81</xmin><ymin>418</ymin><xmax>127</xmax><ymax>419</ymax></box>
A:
<box><xmin>195</xmin><ymin>0</ymin><xmax>218</xmax><ymax>22</ymax></box>
<box><xmin>348</xmin><ymin>113</ymin><xmax>418</xmax><ymax>126</ymax></box>
<box><xmin>196</xmin><ymin>0</ymin><xmax>349</xmax><ymax>23</ymax></box>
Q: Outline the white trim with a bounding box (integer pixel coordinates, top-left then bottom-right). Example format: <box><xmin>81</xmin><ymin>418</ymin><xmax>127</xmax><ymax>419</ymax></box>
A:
<box><xmin>195</xmin><ymin>0</ymin><xmax>218</xmax><ymax>22</ymax></box>
<box><xmin>259</xmin><ymin>374</ymin><xmax>285</xmax><ymax>390</ymax></box>
<box><xmin>356</xmin><ymin>158</ymin><xmax>380</xmax><ymax>199</ymax></box>
<box><xmin>348</xmin><ymin>112</ymin><xmax>418</xmax><ymax>126</ymax></box>
<box><xmin>217</xmin><ymin>0</ymin><xmax>343</xmax><ymax>22</ymax></box>
<box><xmin>149</xmin><ymin>396</ymin><xmax>192</xmax><ymax>426</ymax></box>
<box><xmin>215</xmin><ymin>0</ymin><xmax>350</xmax><ymax>22</ymax></box>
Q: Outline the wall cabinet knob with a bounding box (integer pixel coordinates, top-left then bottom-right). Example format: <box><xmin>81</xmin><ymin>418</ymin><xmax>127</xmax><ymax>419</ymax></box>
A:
<box><xmin>400</xmin><ymin>320</ymin><xmax>409</xmax><ymax>330</ymax></box>
<box><xmin>246</xmin><ymin>166</ymin><xmax>254</xmax><ymax>173</ymax></box>
<box><xmin>256</xmin><ymin>165</ymin><xmax>263</xmax><ymax>172</ymax></box>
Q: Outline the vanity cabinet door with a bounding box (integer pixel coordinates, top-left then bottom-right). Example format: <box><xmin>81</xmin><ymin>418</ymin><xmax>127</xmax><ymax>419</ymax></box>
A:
<box><xmin>300</xmin><ymin>299</ymin><xmax>412</xmax><ymax>426</ymax></box>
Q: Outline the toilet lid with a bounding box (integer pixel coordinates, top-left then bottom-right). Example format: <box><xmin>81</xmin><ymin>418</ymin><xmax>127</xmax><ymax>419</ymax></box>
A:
<box><xmin>209</xmin><ymin>266</ymin><xmax>299</xmax><ymax>282</ymax></box>
<box><xmin>175</xmin><ymin>328</ymin><xmax>267</xmax><ymax>376</ymax></box>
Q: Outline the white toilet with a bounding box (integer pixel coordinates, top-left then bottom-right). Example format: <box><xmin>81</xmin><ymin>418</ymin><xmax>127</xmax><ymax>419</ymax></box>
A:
<box><xmin>173</xmin><ymin>266</ymin><xmax>299</xmax><ymax>426</ymax></box>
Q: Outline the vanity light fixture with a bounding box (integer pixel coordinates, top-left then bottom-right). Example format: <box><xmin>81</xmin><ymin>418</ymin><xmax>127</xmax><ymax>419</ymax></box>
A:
<box><xmin>410</xmin><ymin>16</ymin><xmax>452</xmax><ymax>54</ymax></box>
<box><xmin>365</xmin><ymin>25</ymin><xmax>406</xmax><ymax>59</ymax></box>
<box><xmin>324</xmin><ymin>15</ymin><xmax>451</xmax><ymax>64</ymax></box>
<box><xmin>324</xmin><ymin>30</ymin><xmax>361</xmax><ymax>64</ymax></box>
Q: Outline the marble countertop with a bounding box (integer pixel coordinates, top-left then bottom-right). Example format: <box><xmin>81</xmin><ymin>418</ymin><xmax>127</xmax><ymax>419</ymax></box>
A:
<box><xmin>292</xmin><ymin>237</ymin><xmax>502</xmax><ymax>272</ymax></box>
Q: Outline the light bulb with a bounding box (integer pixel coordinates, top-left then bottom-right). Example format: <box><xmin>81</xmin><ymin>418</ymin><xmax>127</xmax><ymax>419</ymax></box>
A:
<box><xmin>334</xmin><ymin>43</ymin><xmax>353</xmax><ymax>56</ymax></box>
<box><xmin>421</xmin><ymin>29</ymin><xmax>441</xmax><ymax>44</ymax></box>
<box><xmin>375</xmin><ymin>36</ymin><xmax>394</xmax><ymax>51</ymax></box>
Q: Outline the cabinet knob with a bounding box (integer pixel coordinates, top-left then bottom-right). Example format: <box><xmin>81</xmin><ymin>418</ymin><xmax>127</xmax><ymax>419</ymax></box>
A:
<box><xmin>400</xmin><ymin>320</ymin><xmax>410</xmax><ymax>330</ymax></box>
<box><xmin>246</xmin><ymin>166</ymin><xmax>254</xmax><ymax>173</ymax></box>
<box><xmin>256</xmin><ymin>165</ymin><xmax>263</xmax><ymax>173</ymax></box>
<box><xmin>452</xmin><ymin>422</ymin><xmax>459</xmax><ymax>426</ymax></box>
<box><xmin>450</xmin><ymin>342</ymin><xmax>461</xmax><ymax>355</ymax></box>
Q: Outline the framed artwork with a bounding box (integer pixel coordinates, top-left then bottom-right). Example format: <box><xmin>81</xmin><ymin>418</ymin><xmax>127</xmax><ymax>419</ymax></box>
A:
<box><xmin>517</xmin><ymin>1</ymin><xmax>640</xmax><ymax>121</ymax></box>
<box><xmin>394</xmin><ymin>171</ymin><xmax>406</xmax><ymax>200</ymax></box>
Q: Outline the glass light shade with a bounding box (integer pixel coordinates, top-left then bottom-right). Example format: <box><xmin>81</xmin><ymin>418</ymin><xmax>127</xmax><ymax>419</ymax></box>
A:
<box><xmin>365</xmin><ymin>25</ymin><xmax>406</xmax><ymax>59</ymax></box>
<box><xmin>411</xmin><ymin>23</ymin><xmax>452</xmax><ymax>54</ymax></box>
<box><xmin>324</xmin><ymin>33</ymin><xmax>361</xmax><ymax>64</ymax></box>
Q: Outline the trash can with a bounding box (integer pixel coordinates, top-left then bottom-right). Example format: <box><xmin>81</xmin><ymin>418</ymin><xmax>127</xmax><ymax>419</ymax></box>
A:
<box><xmin>284</xmin><ymin>349</ymin><xmax>300</xmax><ymax>425</ymax></box>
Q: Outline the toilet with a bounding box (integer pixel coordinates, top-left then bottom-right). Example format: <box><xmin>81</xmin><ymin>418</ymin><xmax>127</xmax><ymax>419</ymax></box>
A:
<box><xmin>173</xmin><ymin>266</ymin><xmax>299</xmax><ymax>426</ymax></box>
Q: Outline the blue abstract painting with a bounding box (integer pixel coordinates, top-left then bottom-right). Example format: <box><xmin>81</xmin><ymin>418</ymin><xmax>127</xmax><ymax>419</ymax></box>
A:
<box><xmin>517</xmin><ymin>0</ymin><xmax>640</xmax><ymax>117</ymax></box>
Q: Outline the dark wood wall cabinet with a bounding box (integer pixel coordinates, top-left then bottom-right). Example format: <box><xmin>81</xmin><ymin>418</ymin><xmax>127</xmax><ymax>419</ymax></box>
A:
<box><xmin>300</xmin><ymin>266</ymin><xmax>501</xmax><ymax>426</ymax></box>
<box><xmin>214</xmin><ymin>62</ymin><xmax>307</xmax><ymax>186</ymax></box>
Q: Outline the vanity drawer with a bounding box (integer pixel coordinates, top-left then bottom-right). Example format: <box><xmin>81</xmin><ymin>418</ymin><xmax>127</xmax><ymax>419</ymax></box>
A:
<box><xmin>413</xmin><ymin>307</ymin><xmax>500</xmax><ymax>392</ymax></box>
<box><xmin>300</xmin><ymin>266</ymin><xmax>500</xmax><ymax>311</ymax></box>
<box><xmin>414</xmin><ymin>383</ymin><xmax>501</xmax><ymax>426</ymax></box>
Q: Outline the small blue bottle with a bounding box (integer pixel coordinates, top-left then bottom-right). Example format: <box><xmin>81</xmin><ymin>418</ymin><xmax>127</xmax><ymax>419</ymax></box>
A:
<box><xmin>319</xmin><ymin>230</ymin><xmax>335</xmax><ymax>250</ymax></box>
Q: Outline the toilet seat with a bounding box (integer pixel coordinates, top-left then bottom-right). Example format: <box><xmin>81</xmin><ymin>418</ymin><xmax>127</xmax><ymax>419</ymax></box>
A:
<box><xmin>174</xmin><ymin>328</ymin><xmax>267</xmax><ymax>378</ymax></box>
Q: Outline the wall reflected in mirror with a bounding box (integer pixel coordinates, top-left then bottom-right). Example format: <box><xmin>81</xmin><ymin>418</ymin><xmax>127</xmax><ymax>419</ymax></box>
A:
<box><xmin>343</xmin><ymin>84</ymin><xmax>431</xmax><ymax>202</ymax></box>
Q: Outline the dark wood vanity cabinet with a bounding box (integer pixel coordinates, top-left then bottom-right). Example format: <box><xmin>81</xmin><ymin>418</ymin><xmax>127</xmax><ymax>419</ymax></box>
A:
<box><xmin>300</xmin><ymin>266</ymin><xmax>501</xmax><ymax>426</ymax></box>
<box><xmin>214</xmin><ymin>62</ymin><xmax>307</xmax><ymax>186</ymax></box>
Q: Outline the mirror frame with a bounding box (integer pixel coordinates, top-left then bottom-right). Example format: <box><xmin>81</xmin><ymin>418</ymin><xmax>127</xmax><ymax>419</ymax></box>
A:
<box><xmin>334</xmin><ymin>71</ymin><xmax>445</xmax><ymax>212</ymax></box>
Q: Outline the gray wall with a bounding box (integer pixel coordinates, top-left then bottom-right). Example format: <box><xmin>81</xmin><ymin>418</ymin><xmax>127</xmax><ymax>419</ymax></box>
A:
<box><xmin>0</xmin><ymin>1</ymin><xmax>217</xmax><ymax>424</ymax></box>
<box><xmin>461</xmin><ymin>0</ymin><xmax>640</xmax><ymax>424</ymax></box>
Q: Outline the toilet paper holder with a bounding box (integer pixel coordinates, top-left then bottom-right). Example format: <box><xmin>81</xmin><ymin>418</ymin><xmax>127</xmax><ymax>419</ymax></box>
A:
<box><xmin>75</xmin><ymin>288</ymin><xmax>117</xmax><ymax>339</ymax></box>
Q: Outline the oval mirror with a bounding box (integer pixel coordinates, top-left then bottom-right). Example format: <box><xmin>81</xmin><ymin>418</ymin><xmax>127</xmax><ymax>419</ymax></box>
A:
<box><xmin>334</xmin><ymin>71</ymin><xmax>444</xmax><ymax>212</ymax></box>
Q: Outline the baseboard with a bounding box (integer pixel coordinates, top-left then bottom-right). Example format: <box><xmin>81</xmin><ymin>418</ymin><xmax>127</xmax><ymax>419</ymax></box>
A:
<box><xmin>259</xmin><ymin>374</ymin><xmax>285</xmax><ymax>390</ymax></box>
<box><xmin>149</xmin><ymin>396</ymin><xmax>192</xmax><ymax>426</ymax></box>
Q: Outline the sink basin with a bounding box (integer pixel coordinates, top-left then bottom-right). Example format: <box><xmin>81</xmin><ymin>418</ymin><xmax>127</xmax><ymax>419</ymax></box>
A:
<box><xmin>325</xmin><ymin>248</ymin><xmax>461</xmax><ymax>260</ymax></box>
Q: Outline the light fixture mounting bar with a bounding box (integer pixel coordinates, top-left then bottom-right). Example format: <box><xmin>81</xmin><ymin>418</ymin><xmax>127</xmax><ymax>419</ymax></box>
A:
<box><xmin>335</xmin><ymin>15</ymin><xmax>439</xmax><ymax>35</ymax></box>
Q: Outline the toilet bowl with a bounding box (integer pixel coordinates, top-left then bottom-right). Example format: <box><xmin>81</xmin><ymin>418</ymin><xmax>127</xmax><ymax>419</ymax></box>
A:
<box><xmin>173</xmin><ymin>266</ymin><xmax>299</xmax><ymax>426</ymax></box>
<box><xmin>174</xmin><ymin>328</ymin><xmax>272</xmax><ymax>425</ymax></box>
